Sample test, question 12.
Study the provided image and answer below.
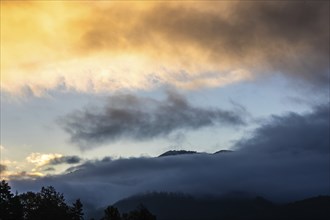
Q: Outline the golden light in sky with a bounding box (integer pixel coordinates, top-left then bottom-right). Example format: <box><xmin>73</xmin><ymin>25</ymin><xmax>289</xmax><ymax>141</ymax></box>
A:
<box><xmin>1</xmin><ymin>1</ymin><xmax>255</xmax><ymax>95</ymax></box>
<box><xmin>2</xmin><ymin>1</ymin><xmax>328</xmax><ymax>96</ymax></box>
<box><xmin>3</xmin><ymin>0</ymin><xmax>328</xmax><ymax>97</ymax></box>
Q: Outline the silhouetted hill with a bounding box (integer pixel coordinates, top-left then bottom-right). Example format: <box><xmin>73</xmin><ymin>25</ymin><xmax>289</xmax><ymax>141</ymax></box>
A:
<box><xmin>158</xmin><ymin>150</ymin><xmax>197</xmax><ymax>157</ymax></box>
<box><xmin>214</xmin><ymin>150</ymin><xmax>233</xmax><ymax>154</ymax></box>
<box><xmin>158</xmin><ymin>149</ymin><xmax>234</xmax><ymax>157</ymax></box>
<box><xmin>111</xmin><ymin>192</ymin><xmax>330</xmax><ymax>220</ymax></box>
<box><xmin>278</xmin><ymin>196</ymin><xmax>330</xmax><ymax>220</ymax></box>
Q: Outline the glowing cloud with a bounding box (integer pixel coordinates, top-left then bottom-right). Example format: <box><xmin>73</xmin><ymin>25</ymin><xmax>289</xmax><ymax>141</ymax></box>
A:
<box><xmin>26</xmin><ymin>153</ymin><xmax>63</xmax><ymax>168</ymax></box>
<box><xmin>1</xmin><ymin>1</ymin><xmax>328</xmax><ymax>95</ymax></box>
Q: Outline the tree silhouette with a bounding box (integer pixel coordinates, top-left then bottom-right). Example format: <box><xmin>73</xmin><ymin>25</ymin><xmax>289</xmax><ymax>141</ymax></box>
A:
<box><xmin>101</xmin><ymin>204</ymin><xmax>157</xmax><ymax>220</ymax></box>
<box><xmin>103</xmin><ymin>206</ymin><xmax>121</xmax><ymax>220</ymax></box>
<box><xmin>0</xmin><ymin>180</ymin><xmax>13</xmax><ymax>219</ymax></box>
<box><xmin>0</xmin><ymin>180</ymin><xmax>23</xmax><ymax>220</ymax></box>
<box><xmin>10</xmin><ymin>192</ymin><xmax>24</xmax><ymax>220</ymax></box>
<box><xmin>0</xmin><ymin>180</ymin><xmax>84</xmax><ymax>220</ymax></box>
<box><xmin>71</xmin><ymin>199</ymin><xmax>84</xmax><ymax>220</ymax></box>
<box><xmin>121</xmin><ymin>204</ymin><xmax>156</xmax><ymax>220</ymax></box>
<box><xmin>27</xmin><ymin>186</ymin><xmax>71</xmax><ymax>220</ymax></box>
<box><xmin>19</xmin><ymin>191</ymin><xmax>41</xmax><ymax>219</ymax></box>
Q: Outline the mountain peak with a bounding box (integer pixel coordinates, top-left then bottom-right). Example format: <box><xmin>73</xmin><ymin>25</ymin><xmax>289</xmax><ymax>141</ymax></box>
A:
<box><xmin>214</xmin><ymin>150</ymin><xmax>233</xmax><ymax>154</ymax></box>
<box><xmin>158</xmin><ymin>150</ymin><xmax>197</xmax><ymax>157</ymax></box>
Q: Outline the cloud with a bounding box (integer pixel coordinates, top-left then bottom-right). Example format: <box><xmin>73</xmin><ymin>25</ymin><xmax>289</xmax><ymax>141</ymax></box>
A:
<box><xmin>0</xmin><ymin>162</ymin><xmax>44</xmax><ymax>180</ymax></box>
<box><xmin>11</xmin><ymin>104</ymin><xmax>329</xmax><ymax>209</ymax></box>
<box><xmin>26</xmin><ymin>153</ymin><xmax>82</xmax><ymax>169</ymax></box>
<box><xmin>0</xmin><ymin>160</ymin><xmax>18</xmax><ymax>175</ymax></box>
<box><xmin>26</xmin><ymin>153</ymin><xmax>63</xmax><ymax>167</ymax></box>
<box><xmin>0</xmin><ymin>145</ymin><xmax>5</xmax><ymax>151</ymax></box>
<box><xmin>0</xmin><ymin>164</ymin><xmax>7</xmax><ymax>172</ymax></box>
<box><xmin>235</xmin><ymin>104</ymin><xmax>330</xmax><ymax>155</ymax></box>
<box><xmin>1</xmin><ymin>1</ymin><xmax>328</xmax><ymax>95</ymax></box>
<box><xmin>6</xmin><ymin>171</ymin><xmax>44</xmax><ymax>180</ymax></box>
<box><xmin>60</xmin><ymin>91</ymin><xmax>246</xmax><ymax>149</ymax></box>
<box><xmin>47</xmin><ymin>156</ymin><xmax>81</xmax><ymax>165</ymax></box>
<box><xmin>82</xmin><ymin>2</ymin><xmax>328</xmax><ymax>84</ymax></box>
<box><xmin>43</xmin><ymin>167</ymin><xmax>56</xmax><ymax>172</ymax></box>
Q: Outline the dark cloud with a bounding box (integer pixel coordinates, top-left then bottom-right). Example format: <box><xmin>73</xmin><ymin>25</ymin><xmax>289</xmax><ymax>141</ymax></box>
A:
<box><xmin>0</xmin><ymin>164</ymin><xmax>7</xmax><ymax>172</ymax></box>
<box><xmin>80</xmin><ymin>1</ymin><xmax>329</xmax><ymax>87</ymax></box>
<box><xmin>235</xmin><ymin>104</ymin><xmax>330</xmax><ymax>155</ymax></box>
<box><xmin>60</xmin><ymin>91</ymin><xmax>246</xmax><ymax>149</ymax></box>
<box><xmin>12</xmin><ymin>104</ymin><xmax>329</xmax><ymax>210</ymax></box>
<box><xmin>8</xmin><ymin>171</ymin><xmax>42</xmax><ymax>180</ymax></box>
<box><xmin>47</xmin><ymin>156</ymin><xmax>82</xmax><ymax>166</ymax></box>
<box><xmin>3</xmin><ymin>2</ymin><xmax>328</xmax><ymax>95</ymax></box>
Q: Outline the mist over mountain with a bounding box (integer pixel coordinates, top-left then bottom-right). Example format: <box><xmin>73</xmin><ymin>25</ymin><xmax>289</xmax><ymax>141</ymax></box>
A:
<box><xmin>8</xmin><ymin>103</ymin><xmax>330</xmax><ymax>217</ymax></box>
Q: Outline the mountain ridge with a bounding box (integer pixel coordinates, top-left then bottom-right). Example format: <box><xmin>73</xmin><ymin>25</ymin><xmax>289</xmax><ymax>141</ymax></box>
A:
<box><xmin>111</xmin><ymin>192</ymin><xmax>330</xmax><ymax>220</ymax></box>
<box><xmin>158</xmin><ymin>149</ymin><xmax>233</xmax><ymax>157</ymax></box>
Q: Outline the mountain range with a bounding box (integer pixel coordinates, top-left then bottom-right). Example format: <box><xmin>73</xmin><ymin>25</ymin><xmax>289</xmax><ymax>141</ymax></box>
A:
<box><xmin>89</xmin><ymin>192</ymin><xmax>329</xmax><ymax>220</ymax></box>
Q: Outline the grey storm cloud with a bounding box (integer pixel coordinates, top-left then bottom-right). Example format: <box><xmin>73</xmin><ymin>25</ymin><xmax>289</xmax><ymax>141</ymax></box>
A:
<box><xmin>47</xmin><ymin>156</ymin><xmax>82</xmax><ymax>166</ymax></box>
<box><xmin>235</xmin><ymin>104</ymin><xmax>330</xmax><ymax>154</ymax></box>
<box><xmin>0</xmin><ymin>164</ymin><xmax>7</xmax><ymax>172</ymax></box>
<box><xmin>12</xmin><ymin>104</ymin><xmax>329</xmax><ymax>210</ymax></box>
<box><xmin>60</xmin><ymin>91</ymin><xmax>246</xmax><ymax>149</ymax></box>
<box><xmin>2</xmin><ymin>2</ymin><xmax>329</xmax><ymax>96</ymax></box>
<box><xmin>80</xmin><ymin>1</ymin><xmax>329</xmax><ymax>87</ymax></box>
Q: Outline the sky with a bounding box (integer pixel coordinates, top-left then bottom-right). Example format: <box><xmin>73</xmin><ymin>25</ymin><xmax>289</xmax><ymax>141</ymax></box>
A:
<box><xmin>0</xmin><ymin>0</ymin><xmax>329</xmax><ymax>210</ymax></box>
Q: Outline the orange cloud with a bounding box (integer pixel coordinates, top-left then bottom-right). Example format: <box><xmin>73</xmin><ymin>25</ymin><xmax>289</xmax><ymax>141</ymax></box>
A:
<box><xmin>1</xmin><ymin>1</ymin><xmax>328</xmax><ymax>96</ymax></box>
<box><xmin>26</xmin><ymin>152</ymin><xmax>63</xmax><ymax>168</ymax></box>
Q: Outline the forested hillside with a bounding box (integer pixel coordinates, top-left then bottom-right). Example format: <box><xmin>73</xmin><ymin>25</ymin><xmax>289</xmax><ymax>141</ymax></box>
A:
<box><xmin>1</xmin><ymin>180</ymin><xmax>329</xmax><ymax>220</ymax></box>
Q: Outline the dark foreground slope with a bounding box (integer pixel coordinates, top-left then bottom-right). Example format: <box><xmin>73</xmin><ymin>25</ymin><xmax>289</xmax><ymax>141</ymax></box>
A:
<box><xmin>112</xmin><ymin>192</ymin><xmax>330</xmax><ymax>220</ymax></box>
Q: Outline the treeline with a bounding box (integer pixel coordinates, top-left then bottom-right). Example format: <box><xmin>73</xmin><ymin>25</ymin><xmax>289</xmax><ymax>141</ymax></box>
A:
<box><xmin>0</xmin><ymin>180</ymin><xmax>83</xmax><ymax>220</ymax></box>
<box><xmin>101</xmin><ymin>205</ymin><xmax>155</xmax><ymax>220</ymax></box>
<box><xmin>0</xmin><ymin>180</ymin><xmax>156</xmax><ymax>220</ymax></box>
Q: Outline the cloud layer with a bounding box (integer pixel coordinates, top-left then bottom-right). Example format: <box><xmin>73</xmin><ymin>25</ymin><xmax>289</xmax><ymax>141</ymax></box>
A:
<box><xmin>26</xmin><ymin>153</ymin><xmax>82</xmax><ymax>172</ymax></box>
<box><xmin>0</xmin><ymin>164</ymin><xmax>7</xmax><ymax>173</ymax></box>
<box><xmin>60</xmin><ymin>91</ymin><xmax>245</xmax><ymax>149</ymax></box>
<box><xmin>47</xmin><ymin>155</ymin><xmax>81</xmax><ymax>166</ymax></box>
<box><xmin>2</xmin><ymin>1</ymin><xmax>328</xmax><ymax>95</ymax></box>
<box><xmin>235</xmin><ymin>104</ymin><xmax>330</xmax><ymax>154</ymax></box>
<box><xmin>11</xmin><ymin>104</ymin><xmax>330</xmax><ymax>209</ymax></box>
